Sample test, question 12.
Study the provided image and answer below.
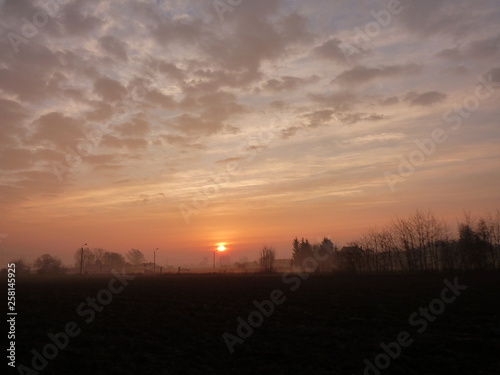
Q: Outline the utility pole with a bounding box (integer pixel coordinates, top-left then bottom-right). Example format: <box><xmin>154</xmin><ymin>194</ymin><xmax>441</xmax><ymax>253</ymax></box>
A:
<box><xmin>80</xmin><ymin>243</ymin><xmax>87</xmax><ymax>275</ymax></box>
<box><xmin>154</xmin><ymin>248</ymin><xmax>158</xmax><ymax>274</ymax></box>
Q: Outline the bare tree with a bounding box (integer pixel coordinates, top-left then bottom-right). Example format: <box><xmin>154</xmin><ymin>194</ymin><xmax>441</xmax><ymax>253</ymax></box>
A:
<box><xmin>126</xmin><ymin>249</ymin><xmax>146</xmax><ymax>266</ymax></box>
<box><xmin>102</xmin><ymin>252</ymin><xmax>126</xmax><ymax>269</ymax></box>
<box><xmin>33</xmin><ymin>254</ymin><xmax>65</xmax><ymax>274</ymax></box>
<box><xmin>9</xmin><ymin>259</ymin><xmax>30</xmax><ymax>275</ymax></box>
<box><xmin>259</xmin><ymin>246</ymin><xmax>276</xmax><ymax>273</ymax></box>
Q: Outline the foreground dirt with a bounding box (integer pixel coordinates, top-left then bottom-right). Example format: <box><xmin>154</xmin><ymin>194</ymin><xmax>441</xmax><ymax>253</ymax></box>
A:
<box><xmin>10</xmin><ymin>273</ymin><xmax>500</xmax><ymax>374</ymax></box>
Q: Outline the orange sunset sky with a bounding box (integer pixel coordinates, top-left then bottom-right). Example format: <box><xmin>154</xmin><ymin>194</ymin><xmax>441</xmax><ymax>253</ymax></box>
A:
<box><xmin>1</xmin><ymin>0</ymin><xmax>499</xmax><ymax>266</ymax></box>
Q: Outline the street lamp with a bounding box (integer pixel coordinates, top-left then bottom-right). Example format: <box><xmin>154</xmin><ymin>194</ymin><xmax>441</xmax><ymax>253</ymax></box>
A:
<box><xmin>79</xmin><ymin>243</ymin><xmax>87</xmax><ymax>275</ymax></box>
<box><xmin>153</xmin><ymin>248</ymin><xmax>158</xmax><ymax>274</ymax></box>
<box><xmin>214</xmin><ymin>244</ymin><xmax>226</xmax><ymax>270</ymax></box>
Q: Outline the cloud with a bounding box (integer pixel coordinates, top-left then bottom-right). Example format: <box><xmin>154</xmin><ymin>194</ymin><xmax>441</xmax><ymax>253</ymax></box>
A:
<box><xmin>59</xmin><ymin>1</ymin><xmax>103</xmax><ymax>36</ymax></box>
<box><xmin>333</xmin><ymin>64</ymin><xmax>422</xmax><ymax>86</ymax></box>
<box><xmin>114</xmin><ymin>117</ymin><xmax>152</xmax><ymax>137</ymax></box>
<box><xmin>99</xmin><ymin>35</ymin><xmax>129</xmax><ymax>61</ymax></box>
<box><xmin>262</xmin><ymin>75</ymin><xmax>319</xmax><ymax>92</ymax></box>
<box><xmin>341</xmin><ymin>132</ymin><xmax>406</xmax><ymax>145</ymax></box>
<box><xmin>308</xmin><ymin>91</ymin><xmax>356</xmax><ymax>111</ymax></box>
<box><xmin>0</xmin><ymin>98</ymin><xmax>28</xmax><ymax>146</ymax></box>
<box><xmin>216</xmin><ymin>157</ymin><xmax>245</xmax><ymax>164</ymax></box>
<box><xmin>101</xmin><ymin>135</ymin><xmax>148</xmax><ymax>150</ymax></box>
<box><xmin>405</xmin><ymin>91</ymin><xmax>447</xmax><ymax>106</ymax></box>
<box><xmin>31</xmin><ymin>112</ymin><xmax>82</xmax><ymax>148</ymax></box>
<box><xmin>436</xmin><ymin>34</ymin><xmax>500</xmax><ymax>61</ymax></box>
<box><xmin>93</xmin><ymin>77</ymin><xmax>128</xmax><ymax>102</ymax></box>
<box><xmin>313</xmin><ymin>38</ymin><xmax>348</xmax><ymax>62</ymax></box>
<box><xmin>379</xmin><ymin>96</ymin><xmax>400</xmax><ymax>106</ymax></box>
<box><xmin>168</xmin><ymin>113</ymin><xmax>223</xmax><ymax>136</ymax></box>
<box><xmin>396</xmin><ymin>0</ymin><xmax>500</xmax><ymax>38</ymax></box>
<box><xmin>85</xmin><ymin>154</ymin><xmax>118</xmax><ymax>165</ymax></box>
<box><xmin>0</xmin><ymin>148</ymin><xmax>33</xmax><ymax>170</ymax></box>
<box><xmin>160</xmin><ymin>134</ymin><xmax>205</xmax><ymax>149</ymax></box>
<box><xmin>302</xmin><ymin>110</ymin><xmax>336</xmax><ymax>128</ymax></box>
<box><xmin>485</xmin><ymin>67</ymin><xmax>500</xmax><ymax>85</ymax></box>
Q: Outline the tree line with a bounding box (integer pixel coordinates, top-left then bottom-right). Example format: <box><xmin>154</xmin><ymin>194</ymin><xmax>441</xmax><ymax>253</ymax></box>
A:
<box><xmin>7</xmin><ymin>248</ymin><xmax>148</xmax><ymax>275</ymax></box>
<box><xmin>283</xmin><ymin>210</ymin><xmax>500</xmax><ymax>274</ymax></box>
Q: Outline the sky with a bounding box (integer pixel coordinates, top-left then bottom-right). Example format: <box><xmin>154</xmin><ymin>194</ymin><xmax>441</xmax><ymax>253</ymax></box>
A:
<box><xmin>0</xmin><ymin>0</ymin><xmax>499</xmax><ymax>266</ymax></box>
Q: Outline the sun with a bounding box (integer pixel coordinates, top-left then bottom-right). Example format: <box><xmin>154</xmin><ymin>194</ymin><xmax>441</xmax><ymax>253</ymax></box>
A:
<box><xmin>217</xmin><ymin>245</ymin><xmax>226</xmax><ymax>251</ymax></box>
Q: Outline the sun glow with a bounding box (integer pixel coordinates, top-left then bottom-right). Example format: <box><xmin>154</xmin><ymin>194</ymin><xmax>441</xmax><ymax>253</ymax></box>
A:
<box><xmin>217</xmin><ymin>245</ymin><xmax>226</xmax><ymax>251</ymax></box>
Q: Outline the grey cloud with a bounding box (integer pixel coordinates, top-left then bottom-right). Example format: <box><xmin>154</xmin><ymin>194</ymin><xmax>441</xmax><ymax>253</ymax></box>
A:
<box><xmin>0</xmin><ymin>99</ymin><xmax>28</xmax><ymax>146</ymax></box>
<box><xmin>336</xmin><ymin>112</ymin><xmax>385</xmax><ymax>125</ymax></box>
<box><xmin>31</xmin><ymin>112</ymin><xmax>82</xmax><ymax>148</ymax></box>
<box><xmin>93</xmin><ymin>77</ymin><xmax>128</xmax><ymax>102</ymax></box>
<box><xmin>34</xmin><ymin>148</ymin><xmax>65</xmax><ymax>163</ymax></box>
<box><xmin>405</xmin><ymin>91</ymin><xmax>447</xmax><ymax>106</ymax></box>
<box><xmin>0</xmin><ymin>148</ymin><xmax>33</xmax><ymax>170</ymax></box>
<box><xmin>114</xmin><ymin>117</ymin><xmax>151</xmax><ymax>137</ymax></box>
<box><xmin>0</xmin><ymin>46</ymin><xmax>63</xmax><ymax>103</ymax></box>
<box><xmin>302</xmin><ymin>110</ymin><xmax>335</xmax><ymax>128</ymax></box>
<box><xmin>15</xmin><ymin>171</ymin><xmax>61</xmax><ymax>191</ymax></box>
<box><xmin>396</xmin><ymin>0</ymin><xmax>498</xmax><ymax>38</ymax></box>
<box><xmin>84</xmin><ymin>101</ymin><xmax>115</xmax><ymax>122</ymax></box>
<box><xmin>85</xmin><ymin>154</ymin><xmax>118</xmax><ymax>164</ymax></box>
<box><xmin>280</xmin><ymin>126</ymin><xmax>301</xmax><ymax>139</ymax></box>
<box><xmin>263</xmin><ymin>75</ymin><xmax>319</xmax><ymax>92</ymax></box>
<box><xmin>160</xmin><ymin>134</ymin><xmax>205</xmax><ymax>149</ymax></box>
<box><xmin>308</xmin><ymin>91</ymin><xmax>356</xmax><ymax>111</ymax></box>
<box><xmin>379</xmin><ymin>96</ymin><xmax>400</xmax><ymax>106</ymax></box>
<box><xmin>216</xmin><ymin>157</ymin><xmax>245</xmax><ymax>164</ymax></box>
<box><xmin>486</xmin><ymin>67</ymin><xmax>500</xmax><ymax>84</ymax></box>
<box><xmin>60</xmin><ymin>1</ymin><xmax>103</xmax><ymax>36</ymax></box>
<box><xmin>151</xmin><ymin>17</ymin><xmax>205</xmax><ymax>46</ymax></box>
<box><xmin>99</xmin><ymin>35</ymin><xmax>128</xmax><ymax>61</ymax></box>
<box><xmin>145</xmin><ymin>90</ymin><xmax>177</xmax><ymax>109</ymax></box>
<box><xmin>101</xmin><ymin>135</ymin><xmax>148</xmax><ymax>150</ymax></box>
<box><xmin>179</xmin><ymin>91</ymin><xmax>246</xmax><ymax>127</ymax></box>
<box><xmin>333</xmin><ymin>64</ymin><xmax>422</xmax><ymax>86</ymax></box>
<box><xmin>169</xmin><ymin>113</ymin><xmax>223</xmax><ymax>136</ymax></box>
<box><xmin>313</xmin><ymin>38</ymin><xmax>346</xmax><ymax>62</ymax></box>
<box><xmin>436</xmin><ymin>34</ymin><xmax>500</xmax><ymax>61</ymax></box>
<box><xmin>199</xmin><ymin>6</ymin><xmax>311</xmax><ymax>86</ymax></box>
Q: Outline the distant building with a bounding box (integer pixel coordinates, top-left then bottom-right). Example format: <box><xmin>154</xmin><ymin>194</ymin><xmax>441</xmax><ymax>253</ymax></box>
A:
<box><xmin>220</xmin><ymin>255</ymin><xmax>231</xmax><ymax>267</ymax></box>
<box><xmin>274</xmin><ymin>259</ymin><xmax>292</xmax><ymax>270</ymax></box>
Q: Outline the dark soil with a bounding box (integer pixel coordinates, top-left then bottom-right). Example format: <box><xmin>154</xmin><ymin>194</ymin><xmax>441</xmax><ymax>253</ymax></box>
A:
<box><xmin>9</xmin><ymin>272</ymin><xmax>500</xmax><ymax>374</ymax></box>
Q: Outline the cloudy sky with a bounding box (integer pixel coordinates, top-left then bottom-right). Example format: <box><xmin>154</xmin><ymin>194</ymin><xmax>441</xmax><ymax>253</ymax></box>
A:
<box><xmin>0</xmin><ymin>0</ymin><xmax>499</xmax><ymax>265</ymax></box>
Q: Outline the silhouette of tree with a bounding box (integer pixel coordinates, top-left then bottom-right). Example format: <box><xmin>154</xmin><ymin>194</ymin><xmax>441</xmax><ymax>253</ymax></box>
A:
<box><xmin>458</xmin><ymin>222</ymin><xmax>493</xmax><ymax>271</ymax></box>
<box><xmin>259</xmin><ymin>246</ymin><xmax>276</xmax><ymax>273</ymax></box>
<box><xmin>9</xmin><ymin>259</ymin><xmax>30</xmax><ymax>274</ymax></box>
<box><xmin>33</xmin><ymin>254</ymin><xmax>65</xmax><ymax>274</ymax></box>
<box><xmin>126</xmin><ymin>249</ymin><xmax>146</xmax><ymax>265</ymax></box>
<box><xmin>102</xmin><ymin>251</ymin><xmax>126</xmax><ymax>268</ymax></box>
<box><xmin>93</xmin><ymin>248</ymin><xmax>105</xmax><ymax>264</ymax></box>
<box><xmin>337</xmin><ymin>245</ymin><xmax>364</xmax><ymax>274</ymax></box>
<box><xmin>316</xmin><ymin>238</ymin><xmax>336</xmax><ymax>272</ymax></box>
<box><xmin>291</xmin><ymin>237</ymin><xmax>313</xmax><ymax>268</ymax></box>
